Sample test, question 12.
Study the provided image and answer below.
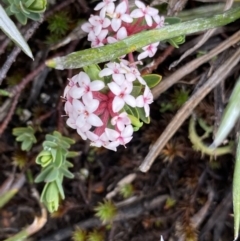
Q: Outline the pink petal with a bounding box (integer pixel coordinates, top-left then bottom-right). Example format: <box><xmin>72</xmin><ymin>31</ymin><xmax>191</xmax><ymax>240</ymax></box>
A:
<box><xmin>72</xmin><ymin>99</ymin><xmax>85</xmax><ymax>113</ymax></box>
<box><xmin>130</xmin><ymin>9</ymin><xmax>143</xmax><ymax>18</ymax></box>
<box><xmin>136</xmin><ymin>95</ymin><xmax>144</xmax><ymax>107</ymax></box>
<box><xmin>121</xmin><ymin>14</ymin><xmax>133</xmax><ymax>23</ymax></box>
<box><xmin>105</xmin><ymin>128</ymin><xmax>119</xmax><ymax>141</ymax></box>
<box><xmin>66</xmin><ymin>117</ymin><xmax>76</xmax><ymax>129</ymax></box>
<box><xmin>99</xmin><ymin>68</ymin><xmax>113</xmax><ymax>77</ymax></box>
<box><xmin>113</xmin><ymin>96</ymin><xmax>125</xmax><ymax>112</ymax></box>
<box><xmin>138</xmin><ymin>51</ymin><xmax>149</xmax><ymax>60</ymax></box>
<box><xmin>111</xmin><ymin>18</ymin><xmax>121</xmax><ymax>32</ymax></box>
<box><xmin>107</xmin><ymin>36</ymin><xmax>117</xmax><ymax>43</ymax></box>
<box><xmin>145</xmin><ymin>14</ymin><xmax>153</xmax><ymax>26</ymax></box>
<box><xmin>116</xmin><ymin>1</ymin><xmax>127</xmax><ymax>14</ymax></box>
<box><xmin>108</xmin><ymin>82</ymin><xmax>121</xmax><ymax>95</ymax></box>
<box><xmin>90</xmin><ymin>80</ymin><xmax>105</xmax><ymax>91</ymax></box>
<box><xmin>78</xmin><ymin>72</ymin><xmax>91</xmax><ymax>86</ymax></box>
<box><xmin>122</xmin><ymin>125</ymin><xmax>133</xmax><ymax>138</ymax></box>
<box><xmin>147</xmin><ymin>7</ymin><xmax>158</xmax><ymax>16</ymax></box>
<box><xmin>105</xmin><ymin>141</ymin><xmax>119</xmax><ymax>151</ymax></box>
<box><xmin>94</xmin><ymin>2</ymin><xmax>105</xmax><ymax>11</ymax></box>
<box><xmin>76</xmin><ymin>115</ymin><xmax>86</xmax><ymax>128</ymax></box>
<box><xmin>113</xmin><ymin>74</ymin><xmax>125</xmax><ymax>85</ymax></box>
<box><xmin>124</xmin><ymin>95</ymin><xmax>136</xmax><ymax>107</ymax></box>
<box><xmin>125</xmin><ymin>73</ymin><xmax>136</xmax><ymax>82</ymax></box>
<box><xmin>87</xmin><ymin>114</ymin><xmax>103</xmax><ymax>126</ymax></box>
<box><xmin>117</xmin><ymin>27</ymin><xmax>127</xmax><ymax>39</ymax></box>
<box><xmin>69</xmin><ymin>86</ymin><xmax>84</xmax><ymax>99</ymax></box>
<box><xmin>135</xmin><ymin>0</ymin><xmax>145</xmax><ymax>8</ymax></box>
<box><xmin>81</xmin><ymin>22</ymin><xmax>93</xmax><ymax>33</ymax></box>
<box><xmin>144</xmin><ymin>103</ymin><xmax>150</xmax><ymax>117</ymax></box>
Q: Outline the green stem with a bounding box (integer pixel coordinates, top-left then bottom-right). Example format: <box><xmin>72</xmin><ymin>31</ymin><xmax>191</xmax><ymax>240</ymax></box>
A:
<box><xmin>3</xmin><ymin>229</ymin><xmax>28</xmax><ymax>241</ymax></box>
<box><xmin>189</xmin><ymin>117</ymin><xmax>233</xmax><ymax>156</ymax></box>
<box><xmin>46</xmin><ymin>6</ymin><xmax>240</xmax><ymax>70</ymax></box>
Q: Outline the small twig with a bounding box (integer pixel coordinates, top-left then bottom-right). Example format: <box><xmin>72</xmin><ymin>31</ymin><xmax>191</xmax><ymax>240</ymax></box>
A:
<box><xmin>0</xmin><ymin>21</ymin><xmax>42</xmax><ymax>85</ymax></box>
<box><xmin>0</xmin><ymin>91</ymin><xmax>21</xmax><ymax>136</ymax></box>
<box><xmin>139</xmin><ymin>47</ymin><xmax>240</xmax><ymax>173</ymax></box>
<box><xmin>140</xmin><ymin>45</ymin><xmax>175</xmax><ymax>75</ymax></box>
<box><xmin>152</xmin><ymin>30</ymin><xmax>240</xmax><ymax>99</ymax></box>
<box><xmin>0</xmin><ymin>63</ymin><xmax>46</xmax><ymax>136</ymax></box>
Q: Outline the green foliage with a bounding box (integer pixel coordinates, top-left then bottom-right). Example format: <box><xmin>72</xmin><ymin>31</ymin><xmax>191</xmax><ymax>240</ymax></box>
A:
<box><xmin>3</xmin><ymin>0</ymin><xmax>47</xmax><ymax>25</ymax></box>
<box><xmin>171</xmin><ymin>89</ymin><xmax>189</xmax><ymax>108</ymax></box>
<box><xmin>211</xmin><ymin>76</ymin><xmax>240</xmax><ymax>148</ymax></box>
<box><xmin>119</xmin><ymin>183</ymin><xmax>134</xmax><ymax>198</ymax></box>
<box><xmin>47</xmin><ymin>11</ymin><xmax>70</xmax><ymax>35</ymax></box>
<box><xmin>94</xmin><ymin>200</ymin><xmax>117</xmax><ymax>223</ymax></box>
<box><xmin>142</xmin><ymin>74</ymin><xmax>162</xmax><ymax>88</ymax></box>
<box><xmin>87</xmin><ymin>230</ymin><xmax>104</xmax><ymax>241</ymax></box>
<box><xmin>72</xmin><ymin>228</ymin><xmax>87</xmax><ymax>241</ymax></box>
<box><xmin>164</xmin><ymin>17</ymin><xmax>186</xmax><ymax>48</ymax></box>
<box><xmin>12</xmin><ymin>126</ymin><xmax>37</xmax><ymax>151</ymax></box>
<box><xmin>46</xmin><ymin>11</ymin><xmax>71</xmax><ymax>44</ymax></box>
<box><xmin>35</xmin><ymin>131</ymin><xmax>78</xmax><ymax>212</ymax></box>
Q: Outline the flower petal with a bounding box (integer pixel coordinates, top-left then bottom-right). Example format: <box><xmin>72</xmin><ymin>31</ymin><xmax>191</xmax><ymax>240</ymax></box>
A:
<box><xmin>87</xmin><ymin>114</ymin><xmax>103</xmax><ymax>126</ymax></box>
<box><xmin>112</xmin><ymin>96</ymin><xmax>125</xmax><ymax>112</ymax></box>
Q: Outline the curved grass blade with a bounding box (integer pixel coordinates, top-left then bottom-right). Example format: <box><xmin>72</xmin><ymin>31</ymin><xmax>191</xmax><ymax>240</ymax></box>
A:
<box><xmin>0</xmin><ymin>5</ymin><xmax>33</xmax><ymax>59</ymax></box>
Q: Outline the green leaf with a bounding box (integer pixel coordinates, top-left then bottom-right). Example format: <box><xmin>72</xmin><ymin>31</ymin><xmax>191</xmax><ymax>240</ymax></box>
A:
<box><xmin>131</xmin><ymin>86</ymin><xmax>142</xmax><ymax>98</ymax></box>
<box><xmin>0</xmin><ymin>5</ymin><xmax>33</xmax><ymax>58</ymax></box>
<box><xmin>137</xmin><ymin>107</ymin><xmax>150</xmax><ymax>124</ymax></box>
<box><xmin>142</xmin><ymin>74</ymin><xmax>162</xmax><ymax>88</ymax></box>
<box><xmin>164</xmin><ymin>17</ymin><xmax>181</xmax><ymax>25</ymax></box>
<box><xmin>60</xmin><ymin>166</ymin><xmax>74</xmax><ymax>179</ymax></box>
<box><xmin>28</xmin><ymin>0</ymin><xmax>47</xmax><ymax>13</ymax></box>
<box><xmin>21</xmin><ymin>139</ymin><xmax>32</xmax><ymax>151</ymax></box>
<box><xmin>56</xmin><ymin>178</ymin><xmax>65</xmax><ymax>199</ymax></box>
<box><xmin>53</xmin><ymin>148</ymin><xmax>63</xmax><ymax>167</ymax></box>
<box><xmin>83</xmin><ymin>64</ymin><xmax>103</xmax><ymax>81</ymax></box>
<box><xmin>233</xmin><ymin>137</ymin><xmax>240</xmax><ymax>240</ymax></box>
<box><xmin>128</xmin><ymin>114</ymin><xmax>143</xmax><ymax>128</ymax></box>
<box><xmin>0</xmin><ymin>89</ymin><xmax>11</xmax><ymax>96</ymax></box>
<box><xmin>43</xmin><ymin>140</ymin><xmax>58</xmax><ymax>148</ymax></box>
<box><xmin>34</xmin><ymin>165</ymin><xmax>54</xmax><ymax>183</ymax></box>
<box><xmin>211</xmin><ymin>77</ymin><xmax>240</xmax><ymax>148</ymax></box>
<box><xmin>45</xmin><ymin>7</ymin><xmax>240</xmax><ymax>69</ymax></box>
<box><xmin>44</xmin><ymin>167</ymin><xmax>59</xmax><ymax>182</ymax></box>
<box><xmin>66</xmin><ymin>151</ymin><xmax>80</xmax><ymax>158</ymax></box>
<box><xmin>16</xmin><ymin>133</ymin><xmax>27</xmax><ymax>142</ymax></box>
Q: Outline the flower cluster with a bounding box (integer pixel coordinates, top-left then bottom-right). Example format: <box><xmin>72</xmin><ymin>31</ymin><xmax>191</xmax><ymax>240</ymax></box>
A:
<box><xmin>64</xmin><ymin>60</ymin><xmax>153</xmax><ymax>151</ymax></box>
<box><xmin>63</xmin><ymin>0</ymin><xmax>164</xmax><ymax>151</ymax></box>
<box><xmin>82</xmin><ymin>0</ymin><xmax>164</xmax><ymax>60</ymax></box>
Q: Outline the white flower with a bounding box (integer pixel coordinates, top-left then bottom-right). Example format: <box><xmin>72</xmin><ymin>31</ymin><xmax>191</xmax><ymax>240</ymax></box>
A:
<box><xmin>88</xmin><ymin>29</ymin><xmax>108</xmax><ymax>47</ymax></box>
<box><xmin>125</xmin><ymin>65</ymin><xmax>146</xmax><ymax>85</ymax></box>
<box><xmin>108</xmin><ymin>81</ymin><xmax>136</xmax><ymax>112</ymax></box>
<box><xmin>88</xmin><ymin>13</ymin><xmax>111</xmax><ymax>36</ymax></box>
<box><xmin>74</xmin><ymin>95</ymin><xmax>103</xmax><ymax>128</ymax></box>
<box><xmin>136</xmin><ymin>86</ymin><xmax>153</xmax><ymax>117</ymax></box>
<box><xmin>111</xmin><ymin>112</ymin><xmax>131</xmax><ymax>131</ymax></box>
<box><xmin>111</xmin><ymin>1</ymin><xmax>133</xmax><ymax>32</ymax></box>
<box><xmin>105</xmin><ymin>125</ymin><xmax>133</xmax><ymax>146</ymax></box>
<box><xmin>69</xmin><ymin>72</ymin><xmax>104</xmax><ymax>99</ymax></box>
<box><xmin>138</xmin><ymin>42</ymin><xmax>159</xmax><ymax>60</ymax></box>
<box><xmin>99</xmin><ymin>62</ymin><xmax>127</xmax><ymax>85</ymax></box>
<box><xmin>94</xmin><ymin>0</ymin><xmax>116</xmax><ymax>15</ymax></box>
<box><xmin>77</xmin><ymin>123</ymin><xmax>92</xmax><ymax>140</ymax></box>
<box><xmin>107</xmin><ymin>26</ymin><xmax>127</xmax><ymax>43</ymax></box>
<box><xmin>130</xmin><ymin>0</ymin><xmax>158</xmax><ymax>27</ymax></box>
<box><xmin>153</xmin><ymin>15</ymin><xmax>165</xmax><ymax>28</ymax></box>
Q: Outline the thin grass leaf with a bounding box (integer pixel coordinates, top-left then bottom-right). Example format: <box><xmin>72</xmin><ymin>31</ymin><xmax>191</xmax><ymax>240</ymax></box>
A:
<box><xmin>0</xmin><ymin>5</ymin><xmax>33</xmax><ymax>59</ymax></box>
<box><xmin>233</xmin><ymin>136</ymin><xmax>240</xmax><ymax>240</ymax></box>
